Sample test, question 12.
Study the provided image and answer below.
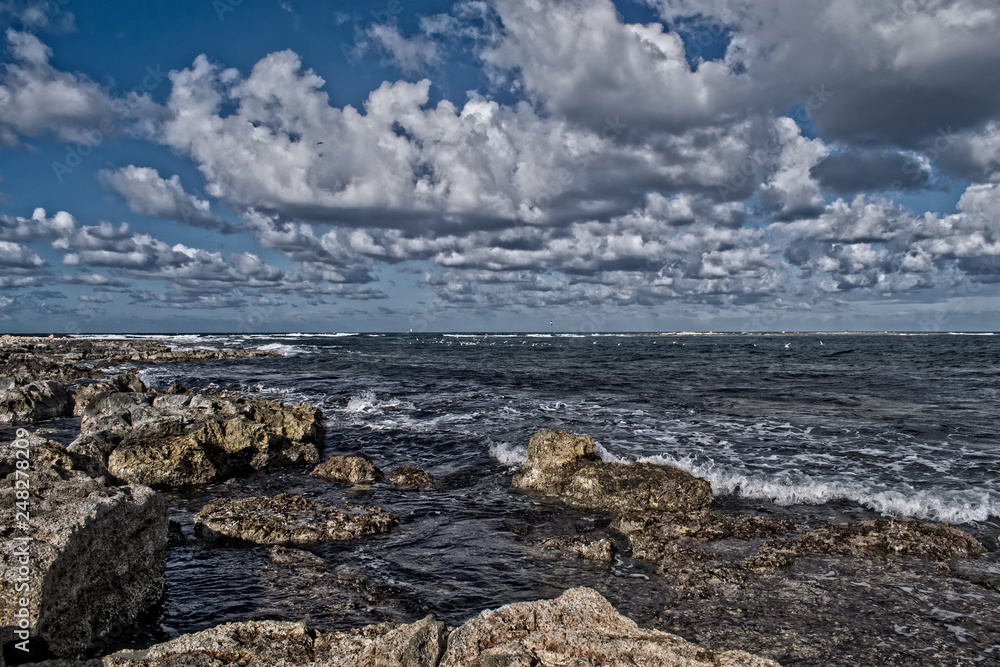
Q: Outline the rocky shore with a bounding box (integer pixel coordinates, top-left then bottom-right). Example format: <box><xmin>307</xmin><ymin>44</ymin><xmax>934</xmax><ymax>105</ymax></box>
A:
<box><xmin>2</xmin><ymin>337</ymin><xmax>998</xmax><ymax>665</ymax></box>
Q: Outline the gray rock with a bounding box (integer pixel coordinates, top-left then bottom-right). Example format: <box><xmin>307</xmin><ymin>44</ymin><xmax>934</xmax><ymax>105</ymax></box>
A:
<box><xmin>0</xmin><ymin>464</ymin><xmax>167</xmax><ymax>658</ymax></box>
<box><xmin>529</xmin><ymin>535</ymin><xmax>617</xmax><ymax>565</ymax></box>
<box><xmin>310</xmin><ymin>455</ymin><xmax>383</xmax><ymax>484</ymax></box>
<box><xmin>387</xmin><ymin>465</ymin><xmax>436</xmax><ymax>489</ymax></box>
<box><xmin>439</xmin><ymin>587</ymin><xmax>779</xmax><ymax>666</ymax></box>
<box><xmin>73</xmin><ymin>372</ymin><xmax>150</xmax><ymax>416</ymax></box>
<box><xmin>513</xmin><ymin>428</ymin><xmax>713</xmax><ymax>514</ymax></box>
<box><xmin>70</xmin><ymin>391</ymin><xmax>324</xmax><ymax>487</ymax></box>
<box><xmin>0</xmin><ymin>377</ymin><xmax>73</xmax><ymax>423</ymax></box>
<box><xmin>193</xmin><ymin>493</ymin><xmax>399</xmax><ymax>546</ymax></box>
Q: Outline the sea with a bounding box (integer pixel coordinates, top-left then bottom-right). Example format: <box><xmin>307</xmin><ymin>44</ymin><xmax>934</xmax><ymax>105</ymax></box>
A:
<box><xmin>63</xmin><ymin>332</ymin><xmax>1000</xmax><ymax>652</ymax></box>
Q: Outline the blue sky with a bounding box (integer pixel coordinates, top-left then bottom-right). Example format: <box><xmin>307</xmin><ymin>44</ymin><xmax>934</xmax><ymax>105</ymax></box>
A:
<box><xmin>2</xmin><ymin>0</ymin><xmax>1000</xmax><ymax>333</ymax></box>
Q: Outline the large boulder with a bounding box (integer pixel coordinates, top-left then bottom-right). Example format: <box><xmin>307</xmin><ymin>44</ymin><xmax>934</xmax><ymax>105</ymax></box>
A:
<box><xmin>102</xmin><ymin>588</ymin><xmax>775</xmax><ymax>666</ymax></box>
<box><xmin>71</xmin><ymin>391</ymin><xmax>324</xmax><ymax>487</ymax></box>
<box><xmin>439</xmin><ymin>587</ymin><xmax>780</xmax><ymax>666</ymax></box>
<box><xmin>310</xmin><ymin>454</ymin><xmax>383</xmax><ymax>484</ymax></box>
<box><xmin>0</xmin><ymin>377</ymin><xmax>73</xmax><ymax>423</ymax></box>
<box><xmin>193</xmin><ymin>493</ymin><xmax>399</xmax><ymax>546</ymax></box>
<box><xmin>73</xmin><ymin>372</ymin><xmax>150</xmax><ymax>416</ymax></box>
<box><xmin>0</xmin><ymin>456</ymin><xmax>167</xmax><ymax>658</ymax></box>
<box><xmin>513</xmin><ymin>429</ymin><xmax>713</xmax><ymax>514</ymax></box>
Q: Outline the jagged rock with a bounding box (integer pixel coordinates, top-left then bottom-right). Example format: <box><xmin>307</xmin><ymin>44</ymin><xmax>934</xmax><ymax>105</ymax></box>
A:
<box><xmin>0</xmin><ymin>377</ymin><xmax>73</xmax><ymax>423</ymax></box>
<box><xmin>164</xmin><ymin>382</ymin><xmax>187</xmax><ymax>395</ymax></box>
<box><xmin>0</xmin><ymin>432</ymin><xmax>105</xmax><ymax>479</ymax></box>
<box><xmin>310</xmin><ymin>455</ymin><xmax>383</xmax><ymax>484</ymax></box>
<box><xmin>193</xmin><ymin>493</ymin><xmax>399</xmax><ymax>546</ymax></box>
<box><xmin>530</xmin><ymin>535</ymin><xmax>617</xmax><ymax>564</ymax></box>
<box><xmin>512</xmin><ymin>428</ymin><xmax>713</xmax><ymax>514</ymax></box>
<box><xmin>73</xmin><ymin>372</ymin><xmax>150</xmax><ymax>416</ymax></box>
<box><xmin>757</xmin><ymin>518</ymin><xmax>986</xmax><ymax>563</ymax></box>
<box><xmin>612</xmin><ymin>510</ymin><xmax>800</xmax><ymax>560</ymax></box>
<box><xmin>387</xmin><ymin>465</ymin><xmax>436</xmax><ymax>489</ymax></box>
<box><xmin>439</xmin><ymin>587</ymin><xmax>780</xmax><ymax>666</ymax></box>
<box><xmin>71</xmin><ymin>391</ymin><xmax>323</xmax><ymax>487</ymax></box>
<box><xmin>104</xmin><ymin>615</ymin><xmax>447</xmax><ymax>667</ymax></box>
<box><xmin>0</xmin><ymin>462</ymin><xmax>167</xmax><ymax>658</ymax></box>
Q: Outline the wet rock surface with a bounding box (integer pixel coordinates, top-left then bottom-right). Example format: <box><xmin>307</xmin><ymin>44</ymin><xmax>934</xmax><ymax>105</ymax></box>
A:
<box><xmin>0</xmin><ymin>335</ymin><xmax>272</xmax><ymax>383</ymax></box>
<box><xmin>513</xmin><ymin>428</ymin><xmax>713</xmax><ymax>514</ymax></box>
<box><xmin>193</xmin><ymin>493</ymin><xmax>399</xmax><ymax>546</ymax></box>
<box><xmin>387</xmin><ymin>465</ymin><xmax>436</xmax><ymax>489</ymax></box>
<box><xmin>71</xmin><ymin>391</ymin><xmax>323</xmax><ymax>487</ymax></box>
<box><xmin>0</xmin><ymin>378</ymin><xmax>73</xmax><ymax>424</ymax></box>
<box><xmin>0</xmin><ymin>458</ymin><xmax>167</xmax><ymax>658</ymax></box>
<box><xmin>528</xmin><ymin>534</ymin><xmax>617</xmax><ymax>564</ymax></box>
<box><xmin>310</xmin><ymin>455</ymin><xmax>383</xmax><ymax>485</ymax></box>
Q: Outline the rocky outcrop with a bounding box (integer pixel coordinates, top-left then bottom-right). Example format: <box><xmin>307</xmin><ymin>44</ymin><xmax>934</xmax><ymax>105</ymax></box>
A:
<box><xmin>102</xmin><ymin>588</ymin><xmax>775</xmax><ymax>666</ymax></box>
<box><xmin>310</xmin><ymin>454</ymin><xmax>383</xmax><ymax>484</ymax></box>
<box><xmin>513</xmin><ymin>429</ymin><xmax>713</xmax><ymax>514</ymax></box>
<box><xmin>193</xmin><ymin>493</ymin><xmax>399</xmax><ymax>546</ymax></box>
<box><xmin>0</xmin><ymin>335</ymin><xmax>273</xmax><ymax>382</ymax></box>
<box><xmin>756</xmin><ymin>518</ymin><xmax>986</xmax><ymax>563</ymax></box>
<box><xmin>388</xmin><ymin>465</ymin><xmax>436</xmax><ymax>489</ymax></box>
<box><xmin>0</xmin><ymin>460</ymin><xmax>167</xmax><ymax>658</ymax></box>
<box><xmin>71</xmin><ymin>391</ymin><xmax>324</xmax><ymax>487</ymax></box>
<box><xmin>0</xmin><ymin>377</ymin><xmax>73</xmax><ymax>423</ymax></box>
<box><xmin>73</xmin><ymin>372</ymin><xmax>150</xmax><ymax>416</ymax></box>
<box><xmin>439</xmin><ymin>587</ymin><xmax>779</xmax><ymax>666</ymax></box>
<box><xmin>529</xmin><ymin>535</ymin><xmax>617</xmax><ymax>564</ymax></box>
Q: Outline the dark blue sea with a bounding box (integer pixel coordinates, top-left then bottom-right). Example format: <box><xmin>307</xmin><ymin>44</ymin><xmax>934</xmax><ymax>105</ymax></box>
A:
<box><xmin>78</xmin><ymin>332</ymin><xmax>1000</xmax><ymax>647</ymax></box>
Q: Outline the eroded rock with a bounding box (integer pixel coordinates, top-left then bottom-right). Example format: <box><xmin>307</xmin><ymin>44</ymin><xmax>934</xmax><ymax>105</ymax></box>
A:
<box><xmin>0</xmin><ymin>463</ymin><xmax>167</xmax><ymax>658</ymax></box>
<box><xmin>387</xmin><ymin>465</ymin><xmax>436</xmax><ymax>489</ymax></box>
<box><xmin>193</xmin><ymin>493</ymin><xmax>398</xmax><ymax>546</ymax></box>
<box><xmin>512</xmin><ymin>428</ymin><xmax>713</xmax><ymax>514</ymax></box>
<box><xmin>310</xmin><ymin>454</ymin><xmax>383</xmax><ymax>484</ymax></box>
<box><xmin>529</xmin><ymin>535</ymin><xmax>617</xmax><ymax>564</ymax></box>
<box><xmin>0</xmin><ymin>377</ymin><xmax>73</xmax><ymax>423</ymax></box>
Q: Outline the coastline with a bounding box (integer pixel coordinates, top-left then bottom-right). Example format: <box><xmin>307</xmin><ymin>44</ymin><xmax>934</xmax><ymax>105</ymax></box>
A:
<box><xmin>2</xmin><ymin>335</ymin><xmax>999</xmax><ymax>666</ymax></box>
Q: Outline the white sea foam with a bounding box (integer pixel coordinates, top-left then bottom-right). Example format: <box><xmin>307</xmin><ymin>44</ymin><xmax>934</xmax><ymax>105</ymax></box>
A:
<box><xmin>256</xmin><ymin>342</ymin><xmax>311</xmax><ymax>356</ymax></box>
<box><xmin>344</xmin><ymin>389</ymin><xmax>414</xmax><ymax>416</ymax></box>
<box><xmin>489</xmin><ymin>440</ymin><xmax>528</xmax><ymax>467</ymax></box>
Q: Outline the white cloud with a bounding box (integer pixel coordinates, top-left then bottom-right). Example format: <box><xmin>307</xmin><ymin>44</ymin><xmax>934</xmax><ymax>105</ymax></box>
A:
<box><xmin>98</xmin><ymin>165</ymin><xmax>225</xmax><ymax>228</ymax></box>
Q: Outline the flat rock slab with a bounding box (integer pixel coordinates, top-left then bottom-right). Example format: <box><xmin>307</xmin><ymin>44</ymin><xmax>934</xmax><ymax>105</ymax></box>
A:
<box><xmin>193</xmin><ymin>493</ymin><xmax>399</xmax><ymax>546</ymax></box>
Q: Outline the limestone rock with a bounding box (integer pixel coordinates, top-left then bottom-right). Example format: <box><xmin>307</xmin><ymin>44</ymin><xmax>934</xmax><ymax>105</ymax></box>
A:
<box><xmin>513</xmin><ymin>428</ymin><xmax>713</xmax><ymax>514</ymax></box>
<box><xmin>0</xmin><ymin>377</ymin><xmax>73</xmax><ymax>423</ymax></box>
<box><xmin>387</xmin><ymin>465</ymin><xmax>435</xmax><ymax>489</ymax></box>
<box><xmin>193</xmin><ymin>493</ymin><xmax>399</xmax><ymax>546</ymax></box>
<box><xmin>311</xmin><ymin>455</ymin><xmax>383</xmax><ymax>484</ymax></box>
<box><xmin>0</xmin><ymin>464</ymin><xmax>167</xmax><ymax>658</ymax></box>
<box><xmin>530</xmin><ymin>535</ymin><xmax>617</xmax><ymax>564</ymax></box>
<box><xmin>71</xmin><ymin>392</ymin><xmax>324</xmax><ymax>487</ymax></box>
<box><xmin>73</xmin><ymin>372</ymin><xmax>150</xmax><ymax>416</ymax></box>
<box><xmin>757</xmin><ymin>518</ymin><xmax>985</xmax><ymax>563</ymax></box>
<box><xmin>439</xmin><ymin>587</ymin><xmax>780</xmax><ymax>666</ymax></box>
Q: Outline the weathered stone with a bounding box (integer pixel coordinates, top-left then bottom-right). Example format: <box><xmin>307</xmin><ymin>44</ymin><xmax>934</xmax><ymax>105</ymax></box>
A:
<box><xmin>71</xmin><ymin>392</ymin><xmax>323</xmax><ymax>487</ymax></box>
<box><xmin>0</xmin><ymin>432</ymin><xmax>105</xmax><ymax>479</ymax></box>
<box><xmin>311</xmin><ymin>455</ymin><xmax>383</xmax><ymax>484</ymax></box>
<box><xmin>513</xmin><ymin>429</ymin><xmax>713</xmax><ymax>514</ymax></box>
<box><xmin>193</xmin><ymin>493</ymin><xmax>398</xmax><ymax>546</ymax></box>
<box><xmin>530</xmin><ymin>535</ymin><xmax>617</xmax><ymax>564</ymax></box>
<box><xmin>0</xmin><ymin>464</ymin><xmax>167</xmax><ymax>658</ymax></box>
<box><xmin>0</xmin><ymin>377</ymin><xmax>73</xmax><ymax>423</ymax></box>
<box><xmin>757</xmin><ymin>518</ymin><xmax>986</xmax><ymax>563</ymax></box>
<box><xmin>439</xmin><ymin>587</ymin><xmax>780</xmax><ymax>666</ymax></box>
<box><xmin>73</xmin><ymin>373</ymin><xmax>150</xmax><ymax>416</ymax></box>
<box><xmin>387</xmin><ymin>465</ymin><xmax>436</xmax><ymax>489</ymax></box>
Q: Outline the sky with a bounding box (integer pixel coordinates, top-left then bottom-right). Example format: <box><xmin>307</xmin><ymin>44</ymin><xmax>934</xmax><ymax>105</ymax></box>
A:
<box><xmin>2</xmin><ymin>0</ymin><xmax>1000</xmax><ymax>333</ymax></box>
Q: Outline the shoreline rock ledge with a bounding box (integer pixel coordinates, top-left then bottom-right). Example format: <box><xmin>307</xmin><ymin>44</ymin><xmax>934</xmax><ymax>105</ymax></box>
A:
<box><xmin>102</xmin><ymin>587</ymin><xmax>778</xmax><ymax>666</ymax></box>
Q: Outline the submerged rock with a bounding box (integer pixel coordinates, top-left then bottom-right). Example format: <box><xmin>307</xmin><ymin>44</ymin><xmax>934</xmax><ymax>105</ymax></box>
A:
<box><xmin>0</xmin><ymin>377</ymin><xmax>73</xmax><ymax>423</ymax></box>
<box><xmin>0</xmin><ymin>462</ymin><xmax>167</xmax><ymax>658</ymax></box>
<box><xmin>513</xmin><ymin>428</ymin><xmax>713</xmax><ymax>514</ymax></box>
<box><xmin>439</xmin><ymin>587</ymin><xmax>780</xmax><ymax>666</ymax></box>
<box><xmin>387</xmin><ymin>465</ymin><xmax>436</xmax><ymax>489</ymax></box>
<box><xmin>71</xmin><ymin>391</ymin><xmax>324</xmax><ymax>487</ymax></box>
<box><xmin>193</xmin><ymin>493</ymin><xmax>399</xmax><ymax>546</ymax></box>
<box><xmin>103</xmin><ymin>588</ymin><xmax>774</xmax><ymax>666</ymax></box>
<box><xmin>756</xmin><ymin>518</ymin><xmax>986</xmax><ymax>563</ymax></box>
<box><xmin>310</xmin><ymin>454</ymin><xmax>383</xmax><ymax>484</ymax></box>
<box><xmin>529</xmin><ymin>535</ymin><xmax>618</xmax><ymax>564</ymax></box>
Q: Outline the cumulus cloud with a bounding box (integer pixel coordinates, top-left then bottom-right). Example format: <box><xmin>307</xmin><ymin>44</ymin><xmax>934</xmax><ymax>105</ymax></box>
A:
<box><xmin>367</xmin><ymin>23</ymin><xmax>443</xmax><ymax>75</ymax></box>
<box><xmin>98</xmin><ymin>166</ymin><xmax>227</xmax><ymax>228</ymax></box>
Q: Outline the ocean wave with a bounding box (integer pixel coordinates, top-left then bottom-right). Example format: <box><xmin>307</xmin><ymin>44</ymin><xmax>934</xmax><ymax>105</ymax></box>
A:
<box><xmin>343</xmin><ymin>389</ymin><xmax>415</xmax><ymax>416</ymax></box>
<box><xmin>256</xmin><ymin>342</ymin><xmax>312</xmax><ymax>356</ymax></box>
<box><xmin>635</xmin><ymin>453</ymin><xmax>999</xmax><ymax>525</ymax></box>
<box><xmin>489</xmin><ymin>440</ymin><xmax>527</xmax><ymax>467</ymax></box>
